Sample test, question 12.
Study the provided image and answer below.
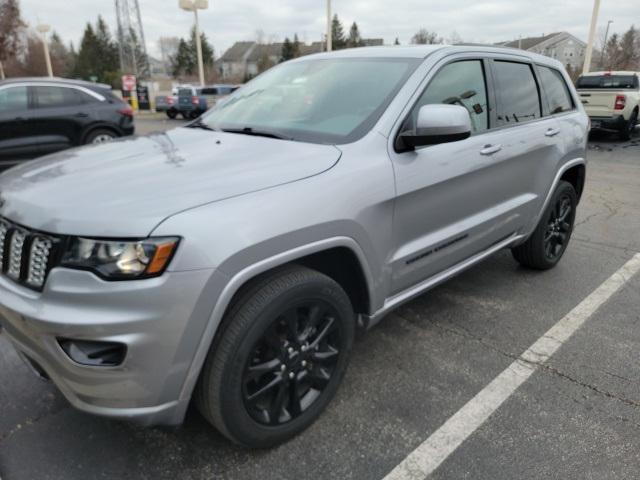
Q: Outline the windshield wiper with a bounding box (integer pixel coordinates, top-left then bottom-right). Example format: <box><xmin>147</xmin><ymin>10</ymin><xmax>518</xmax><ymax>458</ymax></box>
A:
<box><xmin>221</xmin><ymin>127</ymin><xmax>293</xmax><ymax>141</ymax></box>
<box><xmin>186</xmin><ymin>119</ymin><xmax>218</xmax><ymax>132</ymax></box>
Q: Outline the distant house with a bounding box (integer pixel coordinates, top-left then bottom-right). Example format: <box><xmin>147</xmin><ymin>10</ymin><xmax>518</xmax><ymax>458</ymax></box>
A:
<box><xmin>497</xmin><ymin>32</ymin><xmax>586</xmax><ymax>70</ymax></box>
<box><xmin>218</xmin><ymin>39</ymin><xmax>385</xmax><ymax>81</ymax></box>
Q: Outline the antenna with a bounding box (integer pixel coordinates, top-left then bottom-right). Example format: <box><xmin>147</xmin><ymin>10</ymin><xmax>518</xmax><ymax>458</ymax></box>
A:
<box><xmin>115</xmin><ymin>0</ymin><xmax>151</xmax><ymax>78</ymax></box>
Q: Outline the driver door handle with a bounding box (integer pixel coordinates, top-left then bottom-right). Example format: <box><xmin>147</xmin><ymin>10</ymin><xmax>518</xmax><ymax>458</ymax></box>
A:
<box><xmin>545</xmin><ymin>127</ymin><xmax>561</xmax><ymax>137</ymax></box>
<box><xmin>480</xmin><ymin>144</ymin><xmax>502</xmax><ymax>155</ymax></box>
<box><xmin>75</xmin><ymin>112</ymin><xmax>89</xmax><ymax>118</ymax></box>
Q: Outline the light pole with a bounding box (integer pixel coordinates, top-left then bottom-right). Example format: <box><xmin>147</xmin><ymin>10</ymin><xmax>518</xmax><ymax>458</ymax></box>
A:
<box><xmin>179</xmin><ymin>0</ymin><xmax>208</xmax><ymax>86</ymax></box>
<box><xmin>36</xmin><ymin>23</ymin><xmax>53</xmax><ymax>77</ymax></box>
<box><xmin>582</xmin><ymin>0</ymin><xmax>601</xmax><ymax>74</ymax></box>
<box><xmin>600</xmin><ymin>20</ymin><xmax>613</xmax><ymax>69</ymax></box>
<box><xmin>326</xmin><ymin>0</ymin><xmax>332</xmax><ymax>52</ymax></box>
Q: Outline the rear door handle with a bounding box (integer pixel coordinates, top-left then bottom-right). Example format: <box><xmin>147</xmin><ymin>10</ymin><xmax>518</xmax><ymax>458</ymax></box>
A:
<box><xmin>75</xmin><ymin>112</ymin><xmax>89</xmax><ymax>118</ymax></box>
<box><xmin>545</xmin><ymin>128</ymin><xmax>561</xmax><ymax>137</ymax></box>
<box><xmin>480</xmin><ymin>144</ymin><xmax>502</xmax><ymax>155</ymax></box>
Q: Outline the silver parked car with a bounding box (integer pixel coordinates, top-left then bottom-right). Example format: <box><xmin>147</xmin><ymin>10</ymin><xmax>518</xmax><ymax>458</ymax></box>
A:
<box><xmin>0</xmin><ymin>45</ymin><xmax>587</xmax><ymax>447</ymax></box>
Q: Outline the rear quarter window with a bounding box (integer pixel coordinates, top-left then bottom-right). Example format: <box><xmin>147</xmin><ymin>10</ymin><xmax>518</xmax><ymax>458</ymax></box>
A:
<box><xmin>538</xmin><ymin>66</ymin><xmax>574</xmax><ymax>115</ymax></box>
<box><xmin>493</xmin><ymin>61</ymin><xmax>541</xmax><ymax>126</ymax></box>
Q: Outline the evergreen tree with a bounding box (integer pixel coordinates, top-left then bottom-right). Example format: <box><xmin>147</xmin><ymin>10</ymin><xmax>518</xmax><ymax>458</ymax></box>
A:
<box><xmin>189</xmin><ymin>26</ymin><xmax>214</xmax><ymax>77</ymax></box>
<box><xmin>331</xmin><ymin>14</ymin><xmax>346</xmax><ymax>50</ymax></box>
<box><xmin>292</xmin><ymin>33</ymin><xmax>301</xmax><ymax>58</ymax></box>
<box><xmin>171</xmin><ymin>38</ymin><xmax>193</xmax><ymax>77</ymax></box>
<box><xmin>281</xmin><ymin>37</ymin><xmax>294</xmax><ymax>62</ymax></box>
<box><xmin>49</xmin><ymin>31</ymin><xmax>76</xmax><ymax>77</ymax></box>
<box><xmin>347</xmin><ymin>22</ymin><xmax>363</xmax><ymax>48</ymax></box>
<box><xmin>75</xmin><ymin>17</ymin><xmax>120</xmax><ymax>85</ymax></box>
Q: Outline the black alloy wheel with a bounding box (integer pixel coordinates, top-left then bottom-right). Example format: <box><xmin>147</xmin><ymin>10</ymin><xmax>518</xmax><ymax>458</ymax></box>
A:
<box><xmin>543</xmin><ymin>192</ymin><xmax>573</xmax><ymax>261</ymax></box>
<box><xmin>195</xmin><ymin>266</ymin><xmax>355</xmax><ymax>448</ymax></box>
<box><xmin>242</xmin><ymin>301</ymin><xmax>342</xmax><ymax>426</ymax></box>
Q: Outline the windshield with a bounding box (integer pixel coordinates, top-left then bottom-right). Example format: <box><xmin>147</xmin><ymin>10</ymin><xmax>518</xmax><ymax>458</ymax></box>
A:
<box><xmin>576</xmin><ymin>74</ymin><xmax>639</xmax><ymax>89</ymax></box>
<box><xmin>198</xmin><ymin>57</ymin><xmax>420</xmax><ymax>144</ymax></box>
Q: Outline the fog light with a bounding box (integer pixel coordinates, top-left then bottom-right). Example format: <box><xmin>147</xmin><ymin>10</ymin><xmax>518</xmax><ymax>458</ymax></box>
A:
<box><xmin>58</xmin><ymin>339</ymin><xmax>126</xmax><ymax>367</ymax></box>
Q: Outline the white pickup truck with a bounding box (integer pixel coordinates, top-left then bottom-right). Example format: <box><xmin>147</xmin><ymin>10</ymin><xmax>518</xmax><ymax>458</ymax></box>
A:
<box><xmin>576</xmin><ymin>71</ymin><xmax>640</xmax><ymax>140</ymax></box>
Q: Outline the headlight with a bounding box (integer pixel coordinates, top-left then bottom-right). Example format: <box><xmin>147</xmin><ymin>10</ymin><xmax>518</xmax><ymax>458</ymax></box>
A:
<box><xmin>61</xmin><ymin>237</ymin><xmax>179</xmax><ymax>280</ymax></box>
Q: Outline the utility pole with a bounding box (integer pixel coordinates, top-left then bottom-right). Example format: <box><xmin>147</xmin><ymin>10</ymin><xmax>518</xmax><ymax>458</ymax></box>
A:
<box><xmin>583</xmin><ymin>0</ymin><xmax>601</xmax><ymax>74</ymax></box>
<box><xmin>326</xmin><ymin>0</ymin><xmax>332</xmax><ymax>52</ymax></box>
<box><xmin>600</xmin><ymin>20</ymin><xmax>613</xmax><ymax>69</ymax></box>
<box><xmin>180</xmin><ymin>0</ymin><xmax>208</xmax><ymax>86</ymax></box>
<box><xmin>36</xmin><ymin>23</ymin><xmax>53</xmax><ymax>77</ymax></box>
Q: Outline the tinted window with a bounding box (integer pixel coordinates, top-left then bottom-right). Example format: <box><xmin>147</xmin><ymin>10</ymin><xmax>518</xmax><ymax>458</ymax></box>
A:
<box><xmin>0</xmin><ymin>86</ymin><xmax>28</xmax><ymax>112</ymax></box>
<box><xmin>538</xmin><ymin>66</ymin><xmax>574</xmax><ymax>114</ymax></box>
<box><xmin>201</xmin><ymin>88</ymin><xmax>220</xmax><ymax>95</ymax></box>
<box><xmin>407</xmin><ymin>60</ymin><xmax>489</xmax><ymax>133</ymax></box>
<box><xmin>576</xmin><ymin>75</ymin><xmax>639</xmax><ymax>89</ymax></box>
<box><xmin>34</xmin><ymin>86</ymin><xmax>85</xmax><ymax>108</ymax></box>
<box><xmin>493</xmin><ymin>61</ymin><xmax>541</xmax><ymax>126</ymax></box>
<box><xmin>178</xmin><ymin>88</ymin><xmax>193</xmax><ymax>97</ymax></box>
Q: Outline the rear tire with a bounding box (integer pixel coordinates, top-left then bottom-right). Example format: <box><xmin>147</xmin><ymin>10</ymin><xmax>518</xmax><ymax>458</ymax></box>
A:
<box><xmin>620</xmin><ymin>110</ymin><xmax>638</xmax><ymax>141</ymax></box>
<box><xmin>512</xmin><ymin>180</ymin><xmax>577</xmax><ymax>270</ymax></box>
<box><xmin>166</xmin><ymin>110</ymin><xmax>177</xmax><ymax>119</ymax></box>
<box><xmin>195</xmin><ymin>265</ymin><xmax>355</xmax><ymax>448</ymax></box>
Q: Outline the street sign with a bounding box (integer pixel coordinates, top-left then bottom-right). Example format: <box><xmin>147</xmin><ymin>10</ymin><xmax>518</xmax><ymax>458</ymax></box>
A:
<box><xmin>122</xmin><ymin>75</ymin><xmax>137</xmax><ymax>92</ymax></box>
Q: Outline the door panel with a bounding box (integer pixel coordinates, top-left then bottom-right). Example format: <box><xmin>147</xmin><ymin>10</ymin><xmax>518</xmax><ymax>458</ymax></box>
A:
<box><xmin>388</xmin><ymin>57</ymin><xmax>565</xmax><ymax>296</ymax></box>
<box><xmin>0</xmin><ymin>86</ymin><xmax>36</xmax><ymax>160</ymax></box>
<box><xmin>30</xmin><ymin>86</ymin><xmax>88</xmax><ymax>154</ymax></box>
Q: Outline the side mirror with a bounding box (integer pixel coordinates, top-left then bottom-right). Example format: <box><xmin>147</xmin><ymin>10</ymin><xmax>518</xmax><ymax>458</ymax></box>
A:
<box><xmin>398</xmin><ymin>104</ymin><xmax>472</xmax><ymax>150</ymax></box>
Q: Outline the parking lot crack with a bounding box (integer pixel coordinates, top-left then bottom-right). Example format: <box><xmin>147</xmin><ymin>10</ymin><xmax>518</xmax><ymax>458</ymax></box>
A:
<box><xmin>395</xmin><ymin>314</ymin><xmax>640</xmax><ymax>411</ymax></box>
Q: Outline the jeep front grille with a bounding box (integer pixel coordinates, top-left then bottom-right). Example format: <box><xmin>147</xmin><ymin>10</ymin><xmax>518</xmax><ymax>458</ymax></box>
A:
<box><xmin>0</xmin><ymin>217</ymin><xmax>59</xmax><ymax>291</ymax></box>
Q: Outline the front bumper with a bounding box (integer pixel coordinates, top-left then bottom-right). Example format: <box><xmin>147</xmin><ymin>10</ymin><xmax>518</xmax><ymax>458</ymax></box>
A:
<box><xmin>0</xmin><ymin>266</ymin><xmax>218</xmax><ymax>425</ymax></box>
<box><xmin>589</xmin><ymin>115</ymin><xmax>626</xmax><ymax>132</ymax></box>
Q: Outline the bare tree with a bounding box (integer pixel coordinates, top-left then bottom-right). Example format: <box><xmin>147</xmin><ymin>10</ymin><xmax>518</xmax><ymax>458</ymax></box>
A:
<box><xmin>618</xmin><ymin>26</ymin><xmax>638</xmax><ymax>70</ymax></box>
<box><xmin>159</xmin><ymin>36</ymin><xmax>180</xmax><ymax>69</ymax></box>
<box><xmin>0</xmin><ymin>0</ymin><xmax>26</xmax><ymax>78</ymax></box>
<box><xmin>411</xmin><ymin>28</ymin><xmax>442</xmax><ymax>45</ymax></box>
<box><xmin>447</xmin><ymin>30</ymin><xmax>463</xmax><ymax>45</ymax></box>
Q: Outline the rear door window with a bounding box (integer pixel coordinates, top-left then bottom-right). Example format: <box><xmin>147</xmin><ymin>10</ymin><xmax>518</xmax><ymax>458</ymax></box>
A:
<box><xmin>34</xmin><ymin>86</ymin><xmax>85</xmax><ymax>108</ymax></box>
<box><xmin>493</xmin><ymin>61</ymin><xmax>541</xmax><ymax>126</ymax></box>
<box><xmin>0</xmin><ymin>86</ymin><xmax>29</xmax><ymax>112</ymax></box>
<box><xmin>538</xmin><ymin>66</ymin><xmax>574</xmax><ymax>115</ymax></box>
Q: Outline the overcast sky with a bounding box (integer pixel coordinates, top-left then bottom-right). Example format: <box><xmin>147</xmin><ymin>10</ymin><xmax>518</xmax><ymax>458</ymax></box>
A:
<box><xmin>18</xmin><ymin>0</ymin><xmax>639</xmax><ymax>58</ymax></box>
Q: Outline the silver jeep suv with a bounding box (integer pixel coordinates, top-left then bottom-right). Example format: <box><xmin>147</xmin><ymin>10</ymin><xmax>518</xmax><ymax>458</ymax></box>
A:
<box><xmin>0</xmin><ymin>45</ymin><xmax>587</xmax><ymax>447</ymax></box>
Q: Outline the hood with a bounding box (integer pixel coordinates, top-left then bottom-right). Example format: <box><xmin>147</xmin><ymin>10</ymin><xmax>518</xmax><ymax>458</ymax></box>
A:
<box><xmin>0</xmin><ymin>128</ymin><xmax>341</xmax><ymax>237</ymax></box>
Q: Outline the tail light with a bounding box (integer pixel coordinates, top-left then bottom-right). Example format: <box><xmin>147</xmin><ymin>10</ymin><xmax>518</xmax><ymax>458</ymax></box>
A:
<box><xmin>614</xmin><ymin>95</ymin><xmax>626</xmax><ymax>110</ymax></box>
<box><xmin>167</xmin><ymin>97</ymin><xmax>174</xmax><ymax>105</ymax></box>
<box><xmin>117</xmin><ymin>104</ymin><xmax>134</xmax><ymax>117</ymax></box>
<box><xmin>192</xmin><ymin>96</ymin><xmax>199</xmax><ymax>105</ymax></box>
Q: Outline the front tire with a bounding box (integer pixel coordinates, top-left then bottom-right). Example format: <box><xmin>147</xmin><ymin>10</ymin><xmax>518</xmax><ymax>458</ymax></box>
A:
<box><xmin>512</xmin><ymin>180</ymin><xmax>577</xmax><ymax>270</ymax></box>
<box><xmin>196</xmin><ymin>266</ymin><xmax>355</xmax><ymax>448</ymax></box>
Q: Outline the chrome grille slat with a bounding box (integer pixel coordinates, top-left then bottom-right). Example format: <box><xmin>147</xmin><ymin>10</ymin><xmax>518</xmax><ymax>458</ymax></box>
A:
<box><xmin>0</xmin><ymin>216</ymin><xmax>58</xmax><ymax>290</ymax></box>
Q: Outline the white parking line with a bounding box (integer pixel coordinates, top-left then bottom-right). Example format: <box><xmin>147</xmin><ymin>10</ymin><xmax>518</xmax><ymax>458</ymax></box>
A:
<box><xmin>384</xmin><ymin>253</ymin><xmax>640</xmax><ymax>480</ymax></box>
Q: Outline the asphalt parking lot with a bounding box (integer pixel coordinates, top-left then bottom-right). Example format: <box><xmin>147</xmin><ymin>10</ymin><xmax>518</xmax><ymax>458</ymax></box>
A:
<box><xmin>1</xmin><ymin>120</ymin><xmax>639</xmax><ymax>480</ymax></box>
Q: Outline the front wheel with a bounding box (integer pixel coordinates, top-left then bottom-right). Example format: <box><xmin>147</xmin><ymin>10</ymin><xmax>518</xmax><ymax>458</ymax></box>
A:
<box><xmin>195</xmin><ymin>266</ymin><xmax>355</xmax><ymax>448</ymax></box>
<box><xmin>512</xmin><ymin>180</ymin><xmax>577</xmax><ymax>270</ymax></box>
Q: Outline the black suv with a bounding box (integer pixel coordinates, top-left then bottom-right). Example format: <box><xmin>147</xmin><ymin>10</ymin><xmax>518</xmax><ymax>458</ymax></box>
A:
<box><xmin>0</xmin><ymin>78</ymin><xmax>135</xmax><ymax>166</ymax></box>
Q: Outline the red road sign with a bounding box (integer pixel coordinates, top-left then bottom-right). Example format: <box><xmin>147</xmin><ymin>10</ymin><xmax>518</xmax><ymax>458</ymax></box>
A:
<box><xmin>122</xmin><ymin>75</ymin><xmax>137</xmax><ymax>92</ymax></box>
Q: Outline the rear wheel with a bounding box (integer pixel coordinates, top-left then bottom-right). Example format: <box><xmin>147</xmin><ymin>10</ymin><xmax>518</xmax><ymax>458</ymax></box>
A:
<box><xmin>195</xmin><ymin>266</ymin><xmax>355</xmax><ymax>448</ymax></box>
<box><xmin>620</xmin><ymin>110</ymin><xmax>638</xmax><ymax>141</ymax></box>
<box><xmin>84</xmin><ymin>129</ymin><xmax>117</xmax><ymax>145</ymax></box>
<box><xmin>166</xmin><ymin>110</ymin><xmax>177</xmax><ymax>119</ymax></box>
<box><xmin>512</xmin><ymin>180</ymin><xmax>577</xmax><ymax>270</ymax></box>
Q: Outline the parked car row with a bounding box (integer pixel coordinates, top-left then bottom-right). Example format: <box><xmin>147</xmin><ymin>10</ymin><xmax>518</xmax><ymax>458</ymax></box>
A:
<box><xmin>155</xmin><ymin>84</ymin><xmax>239</xmax><ymax>119</ymax></box>
<box><xmin>0</xmin><ymin>77</ymin><xmax>134</xmax><ymax>165</ymax></box>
